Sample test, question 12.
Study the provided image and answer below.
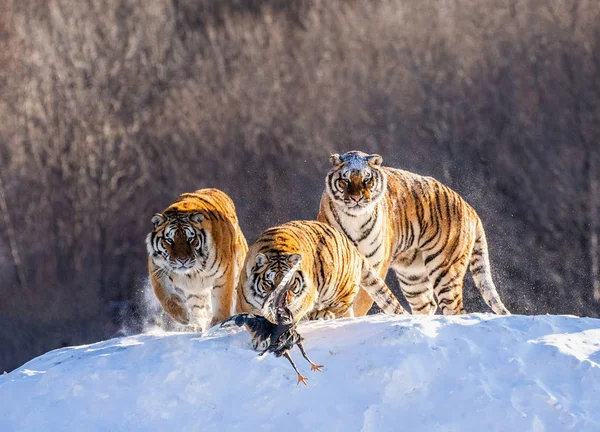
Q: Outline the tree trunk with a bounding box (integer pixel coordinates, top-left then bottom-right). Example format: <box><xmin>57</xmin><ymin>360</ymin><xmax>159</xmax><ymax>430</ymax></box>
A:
<box><xmin>0</xmin><ymin>173</ymin><xmax>28</xmax><ymax>294</ymax></box>
<box><xmin>590</xmin><ymin>151</ymin><xmax>600</xmax><ymax>301</ymax></box>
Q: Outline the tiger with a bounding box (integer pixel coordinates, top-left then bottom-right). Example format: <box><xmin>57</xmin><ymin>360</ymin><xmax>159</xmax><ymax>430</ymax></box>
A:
<box><xmin>236</xmin><ymin>220</ymin><xmax>407</xmax><ymax>323</ymax></box>
<box><xmin>146</xmin><ymin>188</ymin><xmax>248</xmax><ymax>332</ymax></box>
<box><xmin>317</xmin><ymin>150</ymin><xmax>510</xmax><ymax>317</ymax></box>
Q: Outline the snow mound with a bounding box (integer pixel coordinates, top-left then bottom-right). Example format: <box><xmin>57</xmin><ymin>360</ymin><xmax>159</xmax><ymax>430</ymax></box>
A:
<box><xmin>2</xmin><ymin>314</ymin><xmax>600</xmax><ymax>431</ymax></box>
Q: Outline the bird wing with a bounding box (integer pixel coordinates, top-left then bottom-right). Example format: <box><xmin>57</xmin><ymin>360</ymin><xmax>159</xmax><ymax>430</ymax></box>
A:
<box><xmin>260</xmin><ymin>259</ymin><xmax>302</xmax><ymax>324</ymax></box>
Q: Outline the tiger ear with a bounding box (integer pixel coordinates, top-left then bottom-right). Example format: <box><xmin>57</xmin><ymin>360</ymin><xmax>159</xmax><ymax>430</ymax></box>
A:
<box><xmin>367</xmin><ymin>154</ymin><xmax>383</xmax><ymax>168</ymax></box>
<box><xmin>189</xmin><ymin>212</ymin><xmax>204</xmax><ymax>224</ymax></box>
<box><xmin>288</xmin><ymin>253</ymin><xmax>302</xmax><ymax>266</ymax></box>
<box><xmin>151</xmin><ymin>213</ymin><xmax>165</xmax><ymax>228</ymax></box>
<box><xmin>330</xmin><ymin>153</ymin><xmax>342</xmax><ymax>166</ymax></box>
<box><xmin>255</xmin><ymin>253</ymin><xmax>268</xmax><ymax>267</ymax></box>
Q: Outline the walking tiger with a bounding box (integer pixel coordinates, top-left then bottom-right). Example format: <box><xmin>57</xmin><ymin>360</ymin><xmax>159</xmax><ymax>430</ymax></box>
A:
<box><xmin>318</xmin><ymin>150</ymin><xmax>510</xmax><ymax>316</ymax></box>
<box><xmin>236</xmin><ymin>220</ymin><xmax>407</xmax><ymax>322</ymax></box>
<box><xmin>146</xmin><ymin>188</ymin><xmax>248</xmax><ymax>332</ymax></box>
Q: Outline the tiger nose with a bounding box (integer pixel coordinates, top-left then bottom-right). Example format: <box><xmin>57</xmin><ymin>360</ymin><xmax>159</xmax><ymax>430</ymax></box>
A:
<box><xmin>176</xmin><ymin>257</ymin><xmax>188</xmax><ymax>264</ymax></box>
<box><xmin>350</xmin><ymin>194</ymin><xmax>361</xmax><ymax>202</ymax></box>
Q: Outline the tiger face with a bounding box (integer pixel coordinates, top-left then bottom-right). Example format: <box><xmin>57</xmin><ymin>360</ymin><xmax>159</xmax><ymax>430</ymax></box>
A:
<box><xmin>246</xmin><ymin>252</ymin><xmax>307</xmax><ymax>316</ymax></box>
<box><xmin>146</xmin><ymin>211</ymin><xmax>208</xmax><ymax>274</ymax></box>
<box><xmin>326</xmin><ymin>151</ymin><xmax>387</xmax><ymax>213</ymax></box>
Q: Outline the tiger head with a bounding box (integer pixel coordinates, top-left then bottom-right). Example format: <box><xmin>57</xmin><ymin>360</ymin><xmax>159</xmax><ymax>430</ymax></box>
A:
<box><xmin>145</xmin><ymin>211</ymin><xmax>208</xmax><ymax>274</ymax></box>
<box><xmin>325</xmin><ymin>150</ymin><xmax>387</xmax><ymax>213</ymax></box>
<box><xmin>246</xmin><ymin>252</ymin><xmax>309</xmax><ymax>322</ymax></box>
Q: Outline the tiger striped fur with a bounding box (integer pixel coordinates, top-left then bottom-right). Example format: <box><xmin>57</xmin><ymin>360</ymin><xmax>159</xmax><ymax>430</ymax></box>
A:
<box><xmin>237</xmin><ymin>220</ymin><xmax>406</xmax><ymax>322</ymax></box>
<box><xmin>318</xmin><ymin>150</ymin><xmax>510</xmax><ymax>317</ymax></box>
<box><xmin>146</xmin><ymin>188</ymin><xmax>248</xmax><ymax>332</ymax></box>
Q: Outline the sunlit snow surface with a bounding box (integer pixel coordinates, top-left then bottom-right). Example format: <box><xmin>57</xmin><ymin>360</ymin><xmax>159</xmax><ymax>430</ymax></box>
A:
<box><xmin>2</xmin><ymin>314</ymin><xmax>600</xmax><ymax>431</ymax></box>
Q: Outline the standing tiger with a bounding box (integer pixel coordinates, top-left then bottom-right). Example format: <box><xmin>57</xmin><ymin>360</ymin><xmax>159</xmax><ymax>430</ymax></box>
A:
<box><xmin>146</xmin><ymin>188</ymin><xmax>248</xmax><ymax>332</ymax></box>
<box><xmin>318</xmin><ymin>150</ymin><xmax>510</xmax><ymax>316</ymax></box>
<box><xmin>237</xmin><ymin>220</ymin><xmax>406</xmax><ymax>322</ymax></box>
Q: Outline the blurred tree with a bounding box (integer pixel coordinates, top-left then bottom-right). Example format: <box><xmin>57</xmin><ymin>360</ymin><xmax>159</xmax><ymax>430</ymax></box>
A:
<box><xmin>0</xmin><ymin>0</ymin><xmax>599</xmax><ymax>371</ymax></box>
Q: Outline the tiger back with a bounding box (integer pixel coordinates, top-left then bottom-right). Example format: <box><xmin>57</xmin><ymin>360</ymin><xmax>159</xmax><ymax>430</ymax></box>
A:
<box><xmin>146</xmin><ymin>188</ymin><xmax>248</xmax><ymax>331</ymax></box>
<box><xmin>318</xmin><ymin>150</ymin><xmax>510</xmax><ymax>317</ymax></box>
<box><xmin>237</xmin><ymin>220</ymin><xmax>406</xmax><ymax>322</ymax></box>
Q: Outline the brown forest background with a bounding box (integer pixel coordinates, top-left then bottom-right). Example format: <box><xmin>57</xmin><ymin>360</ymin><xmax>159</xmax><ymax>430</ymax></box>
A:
<box><xmin>1</xmin><ymin>0</ymin><xmax>599</xmax><ymax>372</ymax></box>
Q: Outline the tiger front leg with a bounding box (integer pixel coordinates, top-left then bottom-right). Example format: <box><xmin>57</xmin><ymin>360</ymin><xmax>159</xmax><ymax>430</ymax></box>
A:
<box><xmin>309</xmin><ymin>300</ymin><xmax>353</xmax><ymax>320</ymax></box>
<box><xmin>186</xmin><ymin>292</ymin><xmax>212</xmax><ymax>332</ymax></box>
<box><xmin>149</xmin><ymin>267</ymin><xmax>190</xmax><ymax>325</ymax></box>
<box><xmin>164</xmin><ymin>294</ymin><xmax>191</xmax><ymax>325</ymax></box>
<box><xmin>209</xmin><ymin>272</ymin><xmax>236</xmax><ymax>327</ymax></box>
<box><xmin>317</xmin><ymin>295</ymin><xmax>357</xmax><ymax>319</ymax></box>
<box><xmin>307</xmin><ymin>309</ymin><xmax>336</xmax><ymax>321</ymax></box>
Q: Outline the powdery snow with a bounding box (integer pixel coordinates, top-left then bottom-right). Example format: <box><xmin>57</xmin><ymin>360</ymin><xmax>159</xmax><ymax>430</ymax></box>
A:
<box><xmin>1</xmin><ymin>314</ymin><xmax>600</xmax><ymax>431</ymax></box>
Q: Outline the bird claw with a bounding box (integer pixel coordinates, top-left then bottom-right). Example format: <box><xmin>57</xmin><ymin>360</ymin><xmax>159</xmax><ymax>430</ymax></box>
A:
<box><xmin>296</xmin><ymin>373</ymin><xmax>309</xmax><ymax>386</ymax></box>
<box><xmin>310</xmin><ymin>363</ymin><xmax>324</xmax><ymax>373</ymax></box>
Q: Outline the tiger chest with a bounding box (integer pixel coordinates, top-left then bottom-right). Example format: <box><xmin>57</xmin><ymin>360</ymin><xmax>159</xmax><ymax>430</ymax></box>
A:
<box><xmin>163</xmin><ymin>272</ymin><xmax>214</xmax><ymax>297</ymax></box>
<box><xmin>339</xmin><ymin>210</ymin><xmax>387</xmax><ymax>267</ymax></box>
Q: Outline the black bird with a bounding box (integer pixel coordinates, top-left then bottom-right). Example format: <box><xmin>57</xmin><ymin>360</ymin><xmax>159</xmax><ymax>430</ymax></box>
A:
<box><xmin>221</xmin><ymin>308</ymin><xmax>323</xmax><ymax>386</ymax></box>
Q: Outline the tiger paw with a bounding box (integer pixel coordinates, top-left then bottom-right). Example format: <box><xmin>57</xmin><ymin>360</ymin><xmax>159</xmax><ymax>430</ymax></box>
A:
<box><xmin>165</xmin><ymin>296</ymin><xmax>190</xmax><ymax>325</ymax></box>
<box><xmin>189</xmin><ymin>324</ymin><xmax>205</xmax><ymax>334</ymax></box>
<box><xmin>319</xmin><ymin>311</ymin><xmax>336</xmax><ymax>321</ymax></box>
<box><xmin>308</xmin><ymin>310</ymin><xmax>336</xmax><ymax>321</ymax></box>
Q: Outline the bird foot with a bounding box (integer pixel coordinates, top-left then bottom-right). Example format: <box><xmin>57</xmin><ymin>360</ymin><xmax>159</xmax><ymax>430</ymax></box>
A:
<box><xmin>310</xmin><ymin>363</ymin><xmax>324</xmax><ymax>373</ymax></box>
<box><xmin>296</xmin><ymin>373</ymin><xmax>309</xmax><ymax>386</ymax></box>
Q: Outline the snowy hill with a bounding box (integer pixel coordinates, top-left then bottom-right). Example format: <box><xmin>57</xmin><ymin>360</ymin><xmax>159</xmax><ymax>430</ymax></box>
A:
<box><xmin>2</xmin><ymin>314</ymin><xmax>600</xmax><ymax>431</ymax></box>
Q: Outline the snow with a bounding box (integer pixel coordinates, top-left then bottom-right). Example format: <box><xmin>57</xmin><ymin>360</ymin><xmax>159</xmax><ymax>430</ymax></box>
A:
<box><xmin>2</xmin><ymin>314</ymin><xmax>600</xmax><ymax>431</ymax></box>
